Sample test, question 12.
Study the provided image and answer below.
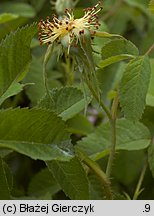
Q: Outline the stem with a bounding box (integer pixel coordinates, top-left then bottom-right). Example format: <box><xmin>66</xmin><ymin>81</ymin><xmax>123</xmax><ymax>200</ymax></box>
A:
<box><xmin>77</xmin><ymin>150</ymin><xmax>113</xmax><ymax>200</ymax></box>
<box><xmin>64</xmin><ymin>53</ymin><xmax>74</xmax><ymax>85</ymax></box>
<box><xmin>85</xmin><ymin>77</ymin><xmax>112</xmax><ymax>121</ymax></box>
<box><xmin>145</xmin><ymin>43</ymin><xmax>154</xmax><ymax>56</ymax></box>
<box><xmin>84</xmin><ymin>72</ymin><xmax>119</xmax><ymax>178</ymax></box>
<box><xmin>133</xmin><ymin>158</ymin><xmax>148</xmax><ymax>200</ymax></box>
<box><xmin>106</xmin><ymin>94</ymin><xmax>119</xmax><ymax>178</ymax></box>
<box><xmin>43</xmin><ymin>44</ymin><xmax>54</xmax><ymax>96</ymax></box>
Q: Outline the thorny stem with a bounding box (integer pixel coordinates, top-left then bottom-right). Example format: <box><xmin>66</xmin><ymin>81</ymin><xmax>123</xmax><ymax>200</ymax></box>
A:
<box><xmin>84</xmin><ymin>72</ymin><xmax>119</xmax><ymax>179</ymax></box>
<box><xmin>133</xmin><ymin>157</ymin><xmax>148</xmax><ymax>200</ymax></box>
<box><xmin>106</xmin><ymin>94</ymin><xmax>119</xmax><ymax>178</ymax></box>
<box><xmin>145</xmin><ymin>43</ymin><xmax>154</xmax><ymax>56</ymax></box>
<box><xmin>77</xmin><ymin>150</ymin><xmax>113</xmax><ymax>200</ymax></box>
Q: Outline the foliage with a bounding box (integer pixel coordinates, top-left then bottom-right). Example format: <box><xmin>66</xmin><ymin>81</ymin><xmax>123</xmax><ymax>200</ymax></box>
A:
<box><xmin>0</xmin><ymin>0</ymin><xmax>154</xmax><ymax>200</ymax></box>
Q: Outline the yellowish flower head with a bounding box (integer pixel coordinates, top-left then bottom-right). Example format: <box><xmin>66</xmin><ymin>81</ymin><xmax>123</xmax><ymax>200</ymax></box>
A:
<box><xmin>38</xmin><ymin>2</ymin><xmax>102</xmax><ymax>49</ymax></box>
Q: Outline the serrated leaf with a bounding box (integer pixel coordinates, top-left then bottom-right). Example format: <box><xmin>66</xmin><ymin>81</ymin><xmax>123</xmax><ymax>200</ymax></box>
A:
<box><xmin>148</xmin><ymin>143</ymin><xmax>154</xmax><ymax>178</ymax></box>
<box><xmin>119</xmin><ymin>55</ymin><xmax>151</xmax><ymax>120</ymax></box>
<box><xmin>0</xmin><ymin>23</ymin><xmax>37</xmax><ymax>97</ymax></box>
<box><xmin>28</xmin><ymin>168</ymin><xmax>60</xmax><ymax>198</ymax></box>
<box><xmin>38</xmin><ymin>87</ymin><xmax>91</xmax><ymax>121</ymax></box>
<box><xmin>101</xmin><ymin>39</ymin><xmax>139</xmax><ymax>60</ymax></box>
<box><xmin>0</xmin><ymin>3</ymin><xmax>36</xmax><ymax>18</ymax></box>
<box><xmin>47</xmin><ymin>157</ymin><xmax>89</xmax><ymax>200</ymax></box>
<box><xmin>0</xmin><ymin>82</ymin><xmax>26</xmax><ymax>106</ymax></box>
<box><xmin>0</xmin><ymin>157</ymin><xmax>11</xmax><ymax>199</ymax></box>
<box><xmin>78</xmin><ymin>32</ymin><xmax>101</xmax><ymax>97</ymax></box>
<box><xmin>0</xmin><ymin>13</ymin><xmax>19</xmax><ymax>24</ymax></box>
<box><xmin>99</xmin><ymin>54</ymin><xmax>134</xmax><ymax>69</ymax></box>
<box><xmin>77</xmin><ymin>119</ymin><xmax>151</xmax><ymax>161</ymax></box>
<box><xmin>0</xmin><ymin>108</ymin><xmax>73</xmax><ymax>161</ymax></box>
<box><xmin>23</xmin><ymin>56</ymin><xmax>46</xmax><ymax>105</ymax></box>
<box><xmin>146</xmin><ymin>59</ymin><xmax>154</xmax><ymax>106</ymax></box>
<box><xmin>89</xmin><ymin>173</ymin><xmax>106</xmax><ymax>200</ymax></box>
<box><xmin>79</xmin><ymin>31</ymin><xmax>95</xmax><ymax>72</ymax></box>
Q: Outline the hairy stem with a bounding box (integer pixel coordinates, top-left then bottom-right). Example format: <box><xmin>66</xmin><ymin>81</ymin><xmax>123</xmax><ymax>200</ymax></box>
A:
<box><xmin>77</xmin><ymin>150</ymin><xmax>113</xmax><ymax>200</ymax></box>
<box><xmin>106</xmin><ymin>94</ymin><xmax>119</xmax><ymax>178</ymax></box>
<box><xmin>85</xmin><ymin>76</ymin><xmax>112</xmax><ymax>121</ymax></box>
<box><xmin>133</xmin><ymin>158</ymin><xmax>148</xmax><ymax>200</ymax></box>
<box><xmin>145</xmin><ymin>43</ymin><xmax>154</xmax><ymax>56</ymax></box>
<box><xmin>84</xmin><ymin>72</ymin><xmax>119</xmax><ymax>178</ymax></box>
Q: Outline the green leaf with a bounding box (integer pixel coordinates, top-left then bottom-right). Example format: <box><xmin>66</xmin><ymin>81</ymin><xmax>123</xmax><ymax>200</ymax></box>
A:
<box><xmin>0</xmin><ymin>3</ymin><xmax>36</xmax><ymax>18</ymax></box>
<box><xmin>89</xmin><ymin>173</ymin><xmax>106</xmax><ymax>200</ymax></box>
<box><xmin>38</xmin><ymin>87</ymin><xmax>91</xmax><ymax>121</ymax></box>
<box><xmin>28</xmin><ymin>168</ymin><xmax>60</xmax><ymax>198</ymax></box>
<box><xmin>0</xmin><ymin>23</ymin><xmax>37</xmax><ymax>97</ymax></box>
<box><xmin>0</xmin><ymin>157</ymin><xmax>11</xmax><ymax>199</ymax></box>
<box><xmin>93</xmin><ymin>31</ymin><xmax>123</xmax><ymax>39</ymax></box>
<box><xmin>23</xmin><ymin>56</ymin><xmax>46</xmax><ymax>106</ymax></box>
<box><xmin>47</xmin><ymin>157</ymin><xmax>89</xmax><ymax>200</ymax></box>
<box><xmin>99</xmin><ymin>54</ymin><xmax>134</xmax><ymax>69</ymax></box>
<box><xmin>0</xmin><ymin>108</ymin><xmax>73</xmax><ymax>161</ymax></box>
<box><xmin>148</xmin><ymin>143</ymin><xmax>154</xmax><ymax>178</ymax></box>
<box><xmin>113</xmin><ymin>150</ymin><xmax>145</xmax><ymax>186</ymax></box>
<box><xmin>67</xmin><ymin>114</ymin><xmax>94</xmax><ymax>136</ymax></box>
<box><xmin>79</xmin><ymin>31</ymin><xmax>95</xmax><ymax>72</ymax></box>
<box><xmin>78</xmin><ymin>32</ymin><xmax>100</xmax><ymax>97</ymax></box>
<box><xmin>0</xmin><ymin>82</ymin><xmax>26</xmax><ymax>106</ymax></box>
<box><xmin>0</xmin><ymin>13</ymin><xmax>19</xmax><ymax>24</ymax></box>
<box><xmin>119</xmin><ymin>55</ymin><xmax>151</xmax><ymax>120</ymax></box>
<box><xmin>0</xmin><ymin>149</ymin><xmax>12</xmax><ymax>158</ymax></box>
<box><xmin>77</xmin><ymin>119</ymin><xmax>151</xmax><ymax>161</ymax></box>
<box><xmin>146</xmin><ymin>59</ymin><xmax>154</xmax><ymax>106</ymax></box>
<box><xmin>101</xmin><ymin>39</ymin><xmax>139</xmax><ymax>60</ymax></box>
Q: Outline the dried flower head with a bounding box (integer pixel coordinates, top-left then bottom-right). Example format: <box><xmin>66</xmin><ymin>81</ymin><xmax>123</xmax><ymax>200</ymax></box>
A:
<box><xmin>38</xmin><ymin>1</ymin><xmax>102</xmax><ymax>51</ymax></box>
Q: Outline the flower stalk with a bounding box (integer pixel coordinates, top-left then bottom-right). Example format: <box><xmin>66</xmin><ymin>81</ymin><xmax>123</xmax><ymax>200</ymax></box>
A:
<box><xmin>77</xmin><ymin>149</ymin><xmax>113</xmax><ymax>200</ymax></box>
